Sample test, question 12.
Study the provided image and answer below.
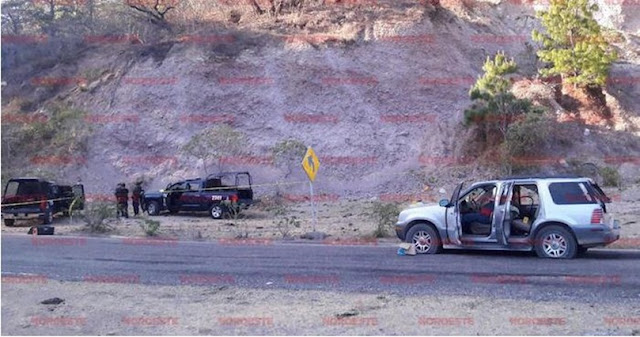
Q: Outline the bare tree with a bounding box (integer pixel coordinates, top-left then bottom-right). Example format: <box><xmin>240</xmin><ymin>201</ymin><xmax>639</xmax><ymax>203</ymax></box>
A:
<box><xmin>182</xmin><ymin>125</ymin><xmax>246</xmax><ymax>174</ymax></box>
<box><xmin>272</xmin><ymin>139</ymin><xmax>306</xmax><ymax>179</ymax></box>
<box><xmin>125</xmin><ymin>0</ymin><xmax>178</xmax><ymax>30</ymax></box>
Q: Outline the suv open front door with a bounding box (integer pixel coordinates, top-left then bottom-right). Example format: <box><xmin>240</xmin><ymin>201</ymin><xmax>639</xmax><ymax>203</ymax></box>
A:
<box><xmin>72</xmin><ymin>184</ymin><xmax>85</xmax><ymax>210</ymax></box>
<box><xmin>494</xmin><ymin>181</ymin><xmax>514</xmax><ymax>246</ymax></box>
<box><xmin>446</xmin><ymin>183</ymin><xmax>464</xmax><ymax>245</ymax></box>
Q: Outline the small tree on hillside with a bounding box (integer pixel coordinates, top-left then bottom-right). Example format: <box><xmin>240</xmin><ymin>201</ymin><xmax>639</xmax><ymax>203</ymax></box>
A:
<box><xmin>464</xmin><ymin>52</ymin><xmax>543</xmax><ymax>144</ymax></box>
<box><xmin>182</xmin><ymin>125</ymin><xmax>245</xmax><ymax>174</ymax></box>
<box><xmin>532</xmin><ymin>0</ymin><xmax>617</xmax><ymax>88</ymax></box>
<box><xmin>125</xmin><ymin>0</ymin><xmax>178</xmax><ymax>29</ymax></box>
<box><xmin>272</xmin><ymin>139</ymin><xmax>307</xmax><ymax>179</ymax></box>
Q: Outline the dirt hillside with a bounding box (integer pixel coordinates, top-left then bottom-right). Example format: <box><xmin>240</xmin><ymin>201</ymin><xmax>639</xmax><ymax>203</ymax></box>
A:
<box><xmin>1</xmin><ymin>0</ymin><xmax>639</xmax><ymax>199</ymax></box>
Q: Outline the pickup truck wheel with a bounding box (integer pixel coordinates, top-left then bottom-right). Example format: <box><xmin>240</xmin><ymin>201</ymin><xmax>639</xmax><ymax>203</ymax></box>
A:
<box><xmin>210</xmin><ymin>205</ymin><xmax>224</xmax><ymax>219</ymax></box>
<box><xmin>534</xmin><ymin>225</ymin><xmax>577</xmax><ymax>259</ymax></box>
<box><xmin>4</xmin><ymin>219</ymin><xmax>15</xmax><ymax>227</ymax></box>
<box><xmin>147</xmin><ymin>201</ymin><xmax>160</xmax><ymax>216</ymax></box>
<box><xmin>406</xmin><ymin>224</ymin><xmax>442</xmax><ymax>254</ymax></box>
<box><xmin>43</xmin><ymin>209</ymin><xmax>53</xmax><ymax>224</ymax></box>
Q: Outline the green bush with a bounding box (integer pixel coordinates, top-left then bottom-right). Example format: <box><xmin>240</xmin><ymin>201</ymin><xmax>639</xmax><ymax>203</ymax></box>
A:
<box><xmin>140</xmin><ymin>218</ymin><xmax>161</xmax><ymax>236</ymax></box>
<box><xmin>370</xmin><ymin>201</ymin><xmax>400</xmax><ymax>238</ymax></box>
<box><xmin>20</xmin><ymin>102</ymin><xmax>90</xmax><ymax>155</ymax></box>
<box><xmin>599</xmin><ymin>166</ymin><xmax>621</xmax><ymax>187</ymax></box>
<box><xmin>272</xmin><ymin>139</ymin><xmax>307</xmax><ymax>179</ymax></box>
<box><xmin>80</xmin><ymin>202</ymin><xmax>116</xmax><ymax>233</ymax></box>
<box><xmin>505</xmin><ymin>114</ymin><xmax>552</xmax><ymax>158</ymax></box>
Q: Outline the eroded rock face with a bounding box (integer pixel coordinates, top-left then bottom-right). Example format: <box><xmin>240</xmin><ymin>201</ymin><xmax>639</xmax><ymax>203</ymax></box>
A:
<box><xmin>2</xmin><ymin>1</ymin><xmax>639</xmax><ymax>197</ymax></box>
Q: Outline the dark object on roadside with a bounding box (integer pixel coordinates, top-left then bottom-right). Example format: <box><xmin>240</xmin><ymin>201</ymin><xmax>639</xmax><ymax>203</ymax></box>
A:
<box><xmin>143</xmin><ymin>172</ymin><xmax>255</xmax><ymax>219</ymax></box>
<box><xmin>115</xmin><ymin>183</ymin><xmax>129</xmax><ymax>218</ymax></box>
<box><xmin>301</xmin><ymin>231</ymin><xmax>328</xmax><ymax>240</ymax></box>
<box><xmin>1</xmin><ymin>178</ymin><xmax>85</xmax><ymax>226</ymax></box>
<box><xmin>131</xmin><ymin>181</ymin><xmax>144</xmax><ymax>216</ymax></box>
<box><xmin>28</xmin><ymin>225</ymin><xmax>55</xmax><ymax>235</ymax></box>
<box><xmin>41</xmin><ymin>297</ymin><xmax>64</xmax><ymax>305</ymax></box>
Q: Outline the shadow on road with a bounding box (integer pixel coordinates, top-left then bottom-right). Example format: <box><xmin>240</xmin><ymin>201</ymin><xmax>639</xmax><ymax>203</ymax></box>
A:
<box><xmin>440</xmin><ymin>248</ymin><xmax>640</xmax><ymax>260</ymax></box>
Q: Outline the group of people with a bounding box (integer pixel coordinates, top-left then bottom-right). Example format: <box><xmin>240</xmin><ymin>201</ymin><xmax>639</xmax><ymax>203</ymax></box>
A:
<box><xmin>114</xmin><ymin>181</ymin><xmax>144</xmax><ymax>218</ymax></box>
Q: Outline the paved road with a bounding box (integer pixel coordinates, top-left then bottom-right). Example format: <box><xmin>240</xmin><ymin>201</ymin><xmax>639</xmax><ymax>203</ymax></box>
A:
<box><xmin>2</xmin><ymin>234</ymin><xmax>639</xmax><ymax>304</ymax></box>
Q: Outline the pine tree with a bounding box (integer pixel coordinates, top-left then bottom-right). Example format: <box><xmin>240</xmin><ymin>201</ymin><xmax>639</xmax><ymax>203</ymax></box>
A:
<box><xmin>532</xmin><ymin>0</ymin><xmax>617</xmax><ymax>88</ymax></box>
<box><xmin>464</xmin><ymin>52</ymin><xmax>542</xmax><ymax>143</ymax></box>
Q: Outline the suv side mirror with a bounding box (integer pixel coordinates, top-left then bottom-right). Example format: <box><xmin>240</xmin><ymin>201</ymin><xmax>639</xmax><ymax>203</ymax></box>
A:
<box><xmin>439</xmin><ymin>199</ymin><xmax>450</xmax><ymax>207</ymax></box>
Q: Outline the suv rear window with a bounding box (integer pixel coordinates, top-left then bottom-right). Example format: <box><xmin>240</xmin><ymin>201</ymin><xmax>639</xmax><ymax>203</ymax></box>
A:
<box><xmin>549</xmin><ymin>182</ymin><xmax>597</xmax><ymax>205</ymax></box>
<box><xmin>4</xmin><ymin>180</ymin><xmax>41</xmax><ymax>197</ymax></box>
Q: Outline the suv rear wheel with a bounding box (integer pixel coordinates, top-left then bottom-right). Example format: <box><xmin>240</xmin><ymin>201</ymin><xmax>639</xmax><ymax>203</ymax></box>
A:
<box><xmin>534</xmin><ymin>225</ymin><xmax>577</xmax><ymax>259</ymax></box>
<box><xmin>210</xmin><ymin>205</ymin><xmax>224</xmax><ymax>219</ymax></box>
<box><xmin>406</xmin><ymin>223</ymin><xmax>442</xmax><ymax>254</ymax></box>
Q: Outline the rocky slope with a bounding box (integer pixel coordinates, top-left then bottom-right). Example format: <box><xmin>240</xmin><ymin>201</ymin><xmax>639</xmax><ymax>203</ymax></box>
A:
<box><xmin>1</xmin><ymin>0</ymin><xmax>639</xmax><ymax>198</ymax></box>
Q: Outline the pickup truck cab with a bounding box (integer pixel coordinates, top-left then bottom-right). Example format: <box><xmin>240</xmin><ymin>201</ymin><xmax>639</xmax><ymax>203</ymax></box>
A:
<box><xmin>1</xmin><ymin>177</ymin><xmax>85</xmax><ymax>226</ymax></box>
<box><xmin>395</xmin><ymin>175</ymin><xmax>620</xmax><ymax>259</ymax></box>
<box><xmin>143</xmin><ymin>172</ymin><xmax>254</xmax><ymax>219</ymax></box>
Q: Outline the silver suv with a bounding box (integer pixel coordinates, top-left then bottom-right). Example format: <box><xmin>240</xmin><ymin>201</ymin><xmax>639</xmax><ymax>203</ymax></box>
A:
<box><xmin>395</xmin><ymin>176</ymin><xmax>620</xmax><ymax>259</ymax></box>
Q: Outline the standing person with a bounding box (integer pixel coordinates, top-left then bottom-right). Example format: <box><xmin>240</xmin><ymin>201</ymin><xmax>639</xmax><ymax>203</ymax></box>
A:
<box><xmin>115</xmin><ymin>183</ymin><xmax>129</xmax><ymax>218</ymax></box>
<box><xmin>131</xmin><ymin>181</ymin><xmax>143</xmax><ymax>216</ymax></box>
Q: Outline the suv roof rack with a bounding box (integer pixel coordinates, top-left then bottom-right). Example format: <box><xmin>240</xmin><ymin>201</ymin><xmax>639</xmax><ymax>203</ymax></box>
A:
<box><xmin>206</xmin><ymin>171</ymin><xmax>250</xmax><ymax>179</ymax></box>
<box><xmin>501</xmin><ymin>174</ymin><xmax>584</xmax><ymax>180</ymax></box>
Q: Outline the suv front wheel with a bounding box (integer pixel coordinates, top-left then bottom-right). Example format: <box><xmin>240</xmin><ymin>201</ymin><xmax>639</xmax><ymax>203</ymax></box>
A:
<box><xmin>147</xmin><ymin>201</ymin><xmax>160</xmax><ymax>216</ymax></box>
<box><xmin>406</xmin><ymin>223</ymin><xmax>442</xmax><ymax>254</ymax></box>
<box><xmin>534</xmin><ymin>225</ymin><xmax>577</xmax><ymax>259</ymax></box>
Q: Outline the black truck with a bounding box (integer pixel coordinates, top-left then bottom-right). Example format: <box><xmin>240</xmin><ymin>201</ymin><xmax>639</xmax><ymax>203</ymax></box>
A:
<box><xmin>143</xmin><ymin>172</ymin><xmax>255</xmax><ymax>219</ymax></box>
<box><xmin>1</xmin><ymin>177</ymin><xmax>85</xmax><ymax>226</ymax></box>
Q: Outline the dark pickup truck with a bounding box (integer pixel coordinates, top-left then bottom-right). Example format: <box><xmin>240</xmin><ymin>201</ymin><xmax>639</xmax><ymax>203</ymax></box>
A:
<box><xmin>143</xmin><ymin>172</ymin><xmax>255</xmax><ymax>219</ymax></box>
<box><xmin>1</xmin><ymin>177</ymin><xmax>85</xmax><ymax>226</ymax></box>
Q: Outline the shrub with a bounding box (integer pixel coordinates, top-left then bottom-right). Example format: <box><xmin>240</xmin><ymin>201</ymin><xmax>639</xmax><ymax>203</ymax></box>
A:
<box><xmin>370</xmin><ymin>201</ymin><xmax>400</xmax><ymax>238</ymax></box>
<box><xmin>80</xmin><ymin>202</ymin><xmax>116</xmax><ymax>233</ymax></box>
<box><xmin>182</xmin><ymin>125</ymin><xmax>245</xmax><ymax>174</ymax></box>
<box><xmin>505</xmin><ymin>114</ymin><xmax>552</xmax><ymax>158</ymax></box>
<box><xmin>272</xmin><ymin>139</ymin><xmax>307</xmax><ymax>179</ymax></box>
<box><xmin>270</xmin><ymin>201</ymin><xmax>301</xmax><ymax>239</ymax></box>
<box><xmin>140</xmin><ymin>218</ymin><xmax>161</xmax><ymax>236</ymax></box>
<box><xmin>599</xmin><ymin>166</ymin><xmax>621</xmax><ymax>187</ymax></box>
<box><xmin>222</xmin><ymin>200</ymin><xmax>251</xmax><ymax>239</ymax></box>
<box><xmin>20</xmin><ymin>102</ymin><xmax>91</xmax><ymax>156</ymax></box>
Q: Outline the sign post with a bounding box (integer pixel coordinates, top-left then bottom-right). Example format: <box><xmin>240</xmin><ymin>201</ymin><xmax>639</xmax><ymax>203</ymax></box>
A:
<box><xmin>301</xmin><ymin>147</ymin><xmax>320</xmax><ymax>232</ymax></box>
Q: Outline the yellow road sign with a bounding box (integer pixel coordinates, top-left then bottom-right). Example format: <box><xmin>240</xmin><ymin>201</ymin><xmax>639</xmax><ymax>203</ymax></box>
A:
<box><xmin>301</xmin><ymin>147</ymin><xmax>320</xmax><ymax>182</ymax></box>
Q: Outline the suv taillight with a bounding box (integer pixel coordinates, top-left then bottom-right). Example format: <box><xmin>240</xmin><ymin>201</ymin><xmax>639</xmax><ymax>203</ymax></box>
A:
<box><xmin>590</xmin><ymin>209</ymin><xmax>603</xmax><ymax>224</ymax></box>
<box><xmin>230</xmin><ymin>194</ymin><xmax>239</xmax><ymax>203</ymax></box>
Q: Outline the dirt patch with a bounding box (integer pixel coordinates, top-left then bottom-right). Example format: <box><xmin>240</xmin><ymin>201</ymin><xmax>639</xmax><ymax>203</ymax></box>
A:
<box><xmin>2</xmin><ymin>280</ymin><xmax>638</xmax><ymax>335</ymax></box>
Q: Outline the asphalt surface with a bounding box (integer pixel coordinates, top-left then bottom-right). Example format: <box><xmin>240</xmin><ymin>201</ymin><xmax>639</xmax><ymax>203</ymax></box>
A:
<box><xmin>2</xmin><ymin>234</ymin><xmax>640</xmax><ymax>304</ymax></box>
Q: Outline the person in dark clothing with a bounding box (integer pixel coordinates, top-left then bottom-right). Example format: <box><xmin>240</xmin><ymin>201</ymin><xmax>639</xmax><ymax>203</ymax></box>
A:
<box><xmin>462</xmin><ymin>201</ymin><xmax>494</xmax><ymax>226</ymax></box>
<box><xmin>131</xmin><ymin>181</ymin><xmax>144</xmax><ymax>216</ymax></box>
<box><xmin>115</xmin><ymin>183</ymin><xmax>129</xmax><ymax>218</ymax></box>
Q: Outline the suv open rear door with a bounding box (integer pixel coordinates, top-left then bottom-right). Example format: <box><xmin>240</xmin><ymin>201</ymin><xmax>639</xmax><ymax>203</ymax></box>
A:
<box><xmin>494</xmin><ymin>181</ymin><xmax>514</xmax><ymax>246</ymax></box>
<box><xmin>72</xmin><ymin>184</ymin><xmax>85</xmax><ymax>210</ymax></box>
